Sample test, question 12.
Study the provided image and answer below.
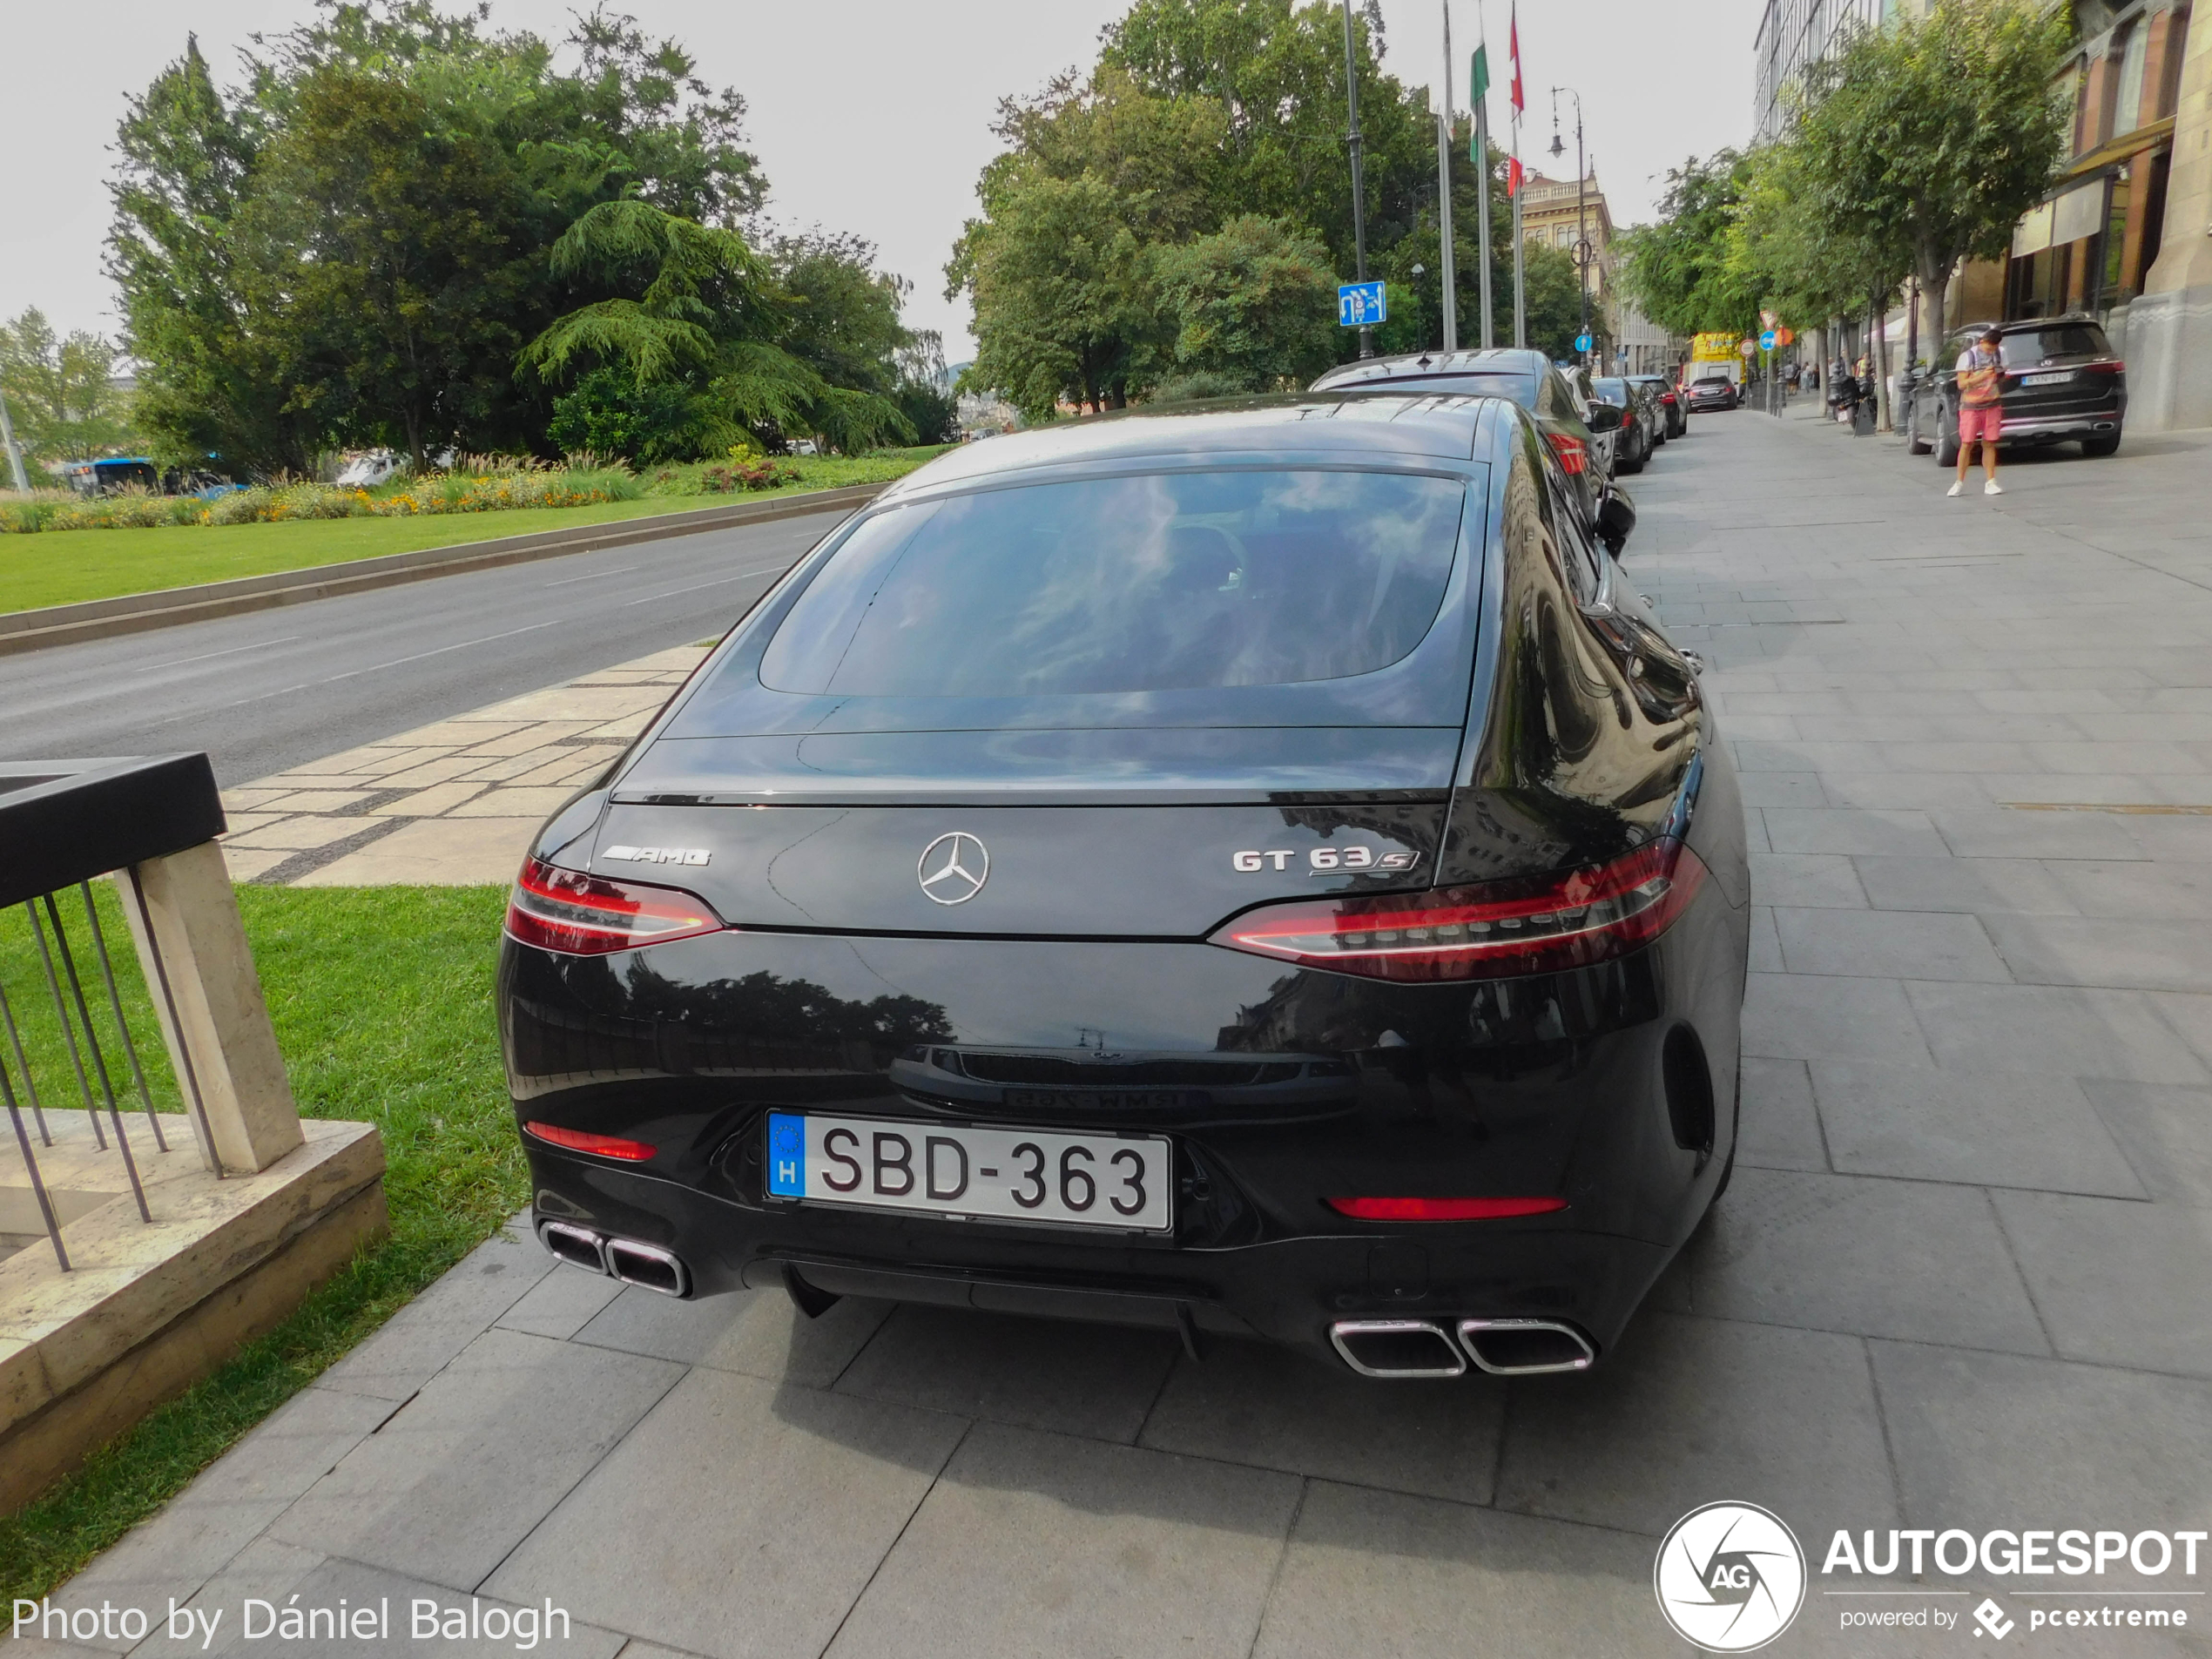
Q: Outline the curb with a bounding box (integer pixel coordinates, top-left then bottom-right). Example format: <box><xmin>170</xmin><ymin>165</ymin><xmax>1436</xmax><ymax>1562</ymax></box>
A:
<box><xmin>0</xmin><ymin>483</ymin><xmax>887</xmax><ymax>658</ymax></box>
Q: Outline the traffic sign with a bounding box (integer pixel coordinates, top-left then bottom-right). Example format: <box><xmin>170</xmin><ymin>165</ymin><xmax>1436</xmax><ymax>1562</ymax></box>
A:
<box><xmin>1575</xmin><ymin>333</ymin><xmax>1593</xmax><ymax>354</ymax></box>
<box><xmin>1776</xmin><ymin>327</ymin><xmax>1795</xmax><ymax>347</ymax></box>
<box><xmin>1759</xmin><ymin>329</ymin><xmax>1777</xmax><ymax>351</ymax></box>
<box><xmin>1738</xmin><ymin>339</ymin><xmax>1757</xmax><ymax>359</ymax></box>
<box><xmin>1338</xmin><ymin>281</ymin><xmax>1387</xmax><ymax>327</ymax></box>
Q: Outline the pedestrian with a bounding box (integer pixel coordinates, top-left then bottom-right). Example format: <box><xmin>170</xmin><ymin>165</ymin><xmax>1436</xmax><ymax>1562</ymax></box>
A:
<box><xmin>1949</xmin><ymin>324</ymin><xmax>2004</xmax><ymax>497</ymax></box>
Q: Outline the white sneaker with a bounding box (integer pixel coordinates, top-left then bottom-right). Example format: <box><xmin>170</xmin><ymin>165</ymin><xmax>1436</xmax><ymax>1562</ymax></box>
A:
<box><xmin>1985</xmin><ymin>479</ymin><xmax>2004</xmax><ymax>496</ymax></box>
<box><xmin>1946</xmin><ymin>481</ymin><xmax>1965</xmax><ymax>496</ymax></box>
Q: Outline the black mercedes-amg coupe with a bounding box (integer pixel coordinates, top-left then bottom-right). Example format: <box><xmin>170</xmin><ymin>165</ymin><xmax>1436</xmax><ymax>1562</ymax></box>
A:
<box><xmin>499</xmin><ymin>393</ymin><xmax>1750</xmax><ymax>1379</ymax></box>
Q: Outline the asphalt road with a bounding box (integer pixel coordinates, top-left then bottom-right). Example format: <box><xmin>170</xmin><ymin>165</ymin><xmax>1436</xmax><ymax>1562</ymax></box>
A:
<box><xmin>0</xmin><ymin>505</ymin><xmax>853</xmax><ymax>786</ymax></box>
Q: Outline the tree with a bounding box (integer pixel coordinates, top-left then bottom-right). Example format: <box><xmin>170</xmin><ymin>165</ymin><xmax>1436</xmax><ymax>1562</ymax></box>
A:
<box><xmin>523</xmin><ymin>200</ymin><xmax>914</xmax><ymax>457</ymax></box>
<box><xmin>0</xmin><ymin>312</ymin><xmax>141</xmax><ymax>463</ymax></box>
<box><xmin>1616</xmin><ymin>151</ymin><xmax>1763</xmax><ymax>339</ymax></box>
<box><xmin>1791</xmin><ymin>0</ymin><xmax>2071</xmax><ymax>354</ymax></box>
<box><xmin>1150</xmin><ymin>215</ymin><xmax>1338</xmax><ymax>389</ymax></box>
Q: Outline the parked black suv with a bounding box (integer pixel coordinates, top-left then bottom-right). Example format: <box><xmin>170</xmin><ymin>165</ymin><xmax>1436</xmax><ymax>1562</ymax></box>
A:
<box><xmin>1913</xmin><ymin>317</ymin><xmax>2127</xmax><ymax>465</ymax></box>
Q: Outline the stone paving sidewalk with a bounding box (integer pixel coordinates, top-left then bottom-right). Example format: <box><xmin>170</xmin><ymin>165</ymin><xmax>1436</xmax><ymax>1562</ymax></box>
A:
<box><xmin>212</xmin><ymin>645</ymin><xmax>713</xmax><ymax>887</ymax></box>
<box><xmin>14</xmin><ymin>410</ymin><xmax>2212</xmax><ymax>1659</ymax></box>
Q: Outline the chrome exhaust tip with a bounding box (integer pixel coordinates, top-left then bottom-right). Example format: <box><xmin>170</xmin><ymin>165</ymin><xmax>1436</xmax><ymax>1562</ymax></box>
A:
<box><xmin>1457</xmin><ymin>1318</ymin><xmax>1596</xmax><ymax>1375</ymax></box>
<box><xmin>1329</xmin><ymin>1319</ymin><xmax>1468</xmax><ymax>1379</ymax></box>
<box><xmin>538</xmin><ymin>1220</ymin><xmax>610</xmax><ymax>1275</ymax></box>
<box><xmin>605</xmin><ymin>1238</ymin><xmax>690</xmax><ymax>1298</ymax></box>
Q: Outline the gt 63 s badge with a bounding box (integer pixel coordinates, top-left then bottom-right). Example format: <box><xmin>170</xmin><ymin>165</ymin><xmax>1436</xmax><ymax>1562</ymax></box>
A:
<box><xmin>1233</xmin><ymin>847</ymin><xmax>1420</xmax><ymax>873</ymax></box>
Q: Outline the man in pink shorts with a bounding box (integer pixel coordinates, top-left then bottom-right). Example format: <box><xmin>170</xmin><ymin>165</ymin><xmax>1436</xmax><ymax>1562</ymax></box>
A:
<box><xmin>1949</xmin><ymin>325</ymin><xmax>2005</xmax><ymax>496</ymax></box>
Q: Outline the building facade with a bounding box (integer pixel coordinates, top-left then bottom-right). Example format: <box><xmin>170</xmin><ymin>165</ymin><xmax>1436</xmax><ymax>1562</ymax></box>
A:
<box><xmin>1518</xmin><ymin>168</ymin><xmax>1616</xmax><ymax>353</ymax></box>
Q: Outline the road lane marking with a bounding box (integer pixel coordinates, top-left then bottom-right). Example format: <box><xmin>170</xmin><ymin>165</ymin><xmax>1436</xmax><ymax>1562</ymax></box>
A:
<box><xmin>622</xmin><ymin>564</ymin><xmax>792</xmax><ymax>606</ymax></box>
<box><xmin>543</xmin><ymin>564</ymin><xmax>638</xmax><ymax>587</ymax></box>
<box><xmin>132</xmin><ymin>636</ymin><xmax>302</xmax><ymax>673</ymax></box>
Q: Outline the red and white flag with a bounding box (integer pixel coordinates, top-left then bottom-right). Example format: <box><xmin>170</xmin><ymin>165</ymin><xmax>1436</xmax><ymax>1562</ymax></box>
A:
<box><xmin>1508</xmin><ymin>3</ymin><xmax>1524</xmax><ymax>116</ymax></box>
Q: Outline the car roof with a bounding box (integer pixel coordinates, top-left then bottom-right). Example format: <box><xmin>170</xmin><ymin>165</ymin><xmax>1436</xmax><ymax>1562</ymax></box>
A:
<box><xmin>1310</xmin><ymin>347</ymin><xmax>1551</xmax><ymax>391</ymax></box>
<box><xmin>874</xmin><ymin>392</ymin><xmax>1505</xmax><ymax>503</ymax></box>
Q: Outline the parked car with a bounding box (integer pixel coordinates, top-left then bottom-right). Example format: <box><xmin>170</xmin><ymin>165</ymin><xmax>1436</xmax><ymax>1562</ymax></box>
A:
<box><xmin>1912</xmin><ymin>316</ymin><xmax>2127</xmax><ymax>466</ymax></box>
<box><xmin>1311</xmin><ymin>348</ymin><xmax>1635</xmax><ymax>555</ymax></box>
<box><xmin>334</xmin><ymin>449</ymin><xmax>404</xmax><ymax>488</ymax></box>
<box><xmin>500</xmin><ymin>391</ymin><xmax>1747</xmax><ymax>1379</ymax></box>
<box><xmin>57</xmin><ymin>458</ymin><xmax>160</xmax><ymax>496</ymax></box>
<box><xmin>1588</xmin><ymin>377</ymin><xmax>1656</xmax><ymax>474</ymax></box>
<box><xmin>1629</xmin><ymin>374</ymin><xmax>1688</xmax><ymax>440</ymax></box>
<box><xmin>1682</xmin><ymin>369</ymin><xmax>1738</xmax><ymax>412</ymax></box>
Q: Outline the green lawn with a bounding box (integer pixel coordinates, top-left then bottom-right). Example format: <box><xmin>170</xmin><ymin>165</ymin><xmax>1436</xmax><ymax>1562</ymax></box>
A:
<box><xmin>1</xmin><ymin>448</ymin><xmax>944</xmax><ymax>615</ymax></box>
<box><xmin>0</xmin><ymin>885</ymin><xmax>525</xmax><ymax>1599</ymax></box>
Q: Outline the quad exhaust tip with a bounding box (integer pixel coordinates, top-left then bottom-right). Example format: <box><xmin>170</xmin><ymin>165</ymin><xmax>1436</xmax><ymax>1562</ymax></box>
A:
<box><xmin>536</xmin><ymin>1220</ymin><xmax>690</xmax><ymax>1298</ymax></box>
<box><xmin>1330</xmin><ymin>1317</ymin><xmax>1596</xmax><ymax>1379</ymax></box>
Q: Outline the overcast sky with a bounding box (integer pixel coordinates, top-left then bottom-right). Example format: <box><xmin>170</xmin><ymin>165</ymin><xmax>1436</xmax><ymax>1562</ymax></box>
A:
<box><xmin>1</xmin><ymin>0</ymin><xmax>1760</xmax><ymax>361</ymax></box>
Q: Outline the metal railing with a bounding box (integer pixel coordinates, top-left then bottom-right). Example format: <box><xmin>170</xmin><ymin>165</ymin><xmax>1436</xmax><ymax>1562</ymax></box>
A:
<box><xmin>0</xmin><ymin>755</ymin><xmax>231</xmax><ymax>1271</ymax></box>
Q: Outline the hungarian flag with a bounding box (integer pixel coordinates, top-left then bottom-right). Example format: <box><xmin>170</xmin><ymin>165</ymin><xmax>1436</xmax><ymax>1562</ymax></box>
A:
<box><xmin>1509</xmin><ymin>3</ymin><xmax>1524</xmax><ymax>115</ymax></box>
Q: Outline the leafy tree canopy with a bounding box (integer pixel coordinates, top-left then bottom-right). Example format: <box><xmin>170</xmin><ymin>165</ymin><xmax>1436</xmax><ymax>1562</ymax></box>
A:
<box><xmin>1616</xmin><ymin>151</ymin><xmax>1763</xmax><ymax>339</ymax></box>
<box><xmin>0</xmin><ymin>311</ymin><xmax>142</xmax><ymax>465</ymax></box>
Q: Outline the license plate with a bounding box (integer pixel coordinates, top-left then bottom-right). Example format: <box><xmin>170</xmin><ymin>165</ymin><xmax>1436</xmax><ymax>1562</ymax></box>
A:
<box><xmin>2022</xmin><ymin>371</ymin><xmax>2073</xmax><ymax>386</ymax></box>
<box><xmin>765</xmin><ymin>1113</ymin><xmax>1172</xmax><ymax>1231</ymax></box>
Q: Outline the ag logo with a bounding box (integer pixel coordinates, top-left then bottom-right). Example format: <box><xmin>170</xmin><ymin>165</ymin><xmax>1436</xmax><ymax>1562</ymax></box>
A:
<box><xmin>1654</xmin><ymin>1501</ymin><xmax>1806</xmax><ymax>1652</ymax></box>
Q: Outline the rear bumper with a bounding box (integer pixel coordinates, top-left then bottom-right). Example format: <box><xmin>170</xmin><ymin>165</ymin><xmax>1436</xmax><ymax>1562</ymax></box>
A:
<box><xmin>523</xmin><ymin>1149</ymin><xmax>1676</xmax><ymax>1363</ymax></box>
<box><xmin>1998</xmin><ymin>408</ymin><xmax>2123</xmax><ymax>442</ymax></box>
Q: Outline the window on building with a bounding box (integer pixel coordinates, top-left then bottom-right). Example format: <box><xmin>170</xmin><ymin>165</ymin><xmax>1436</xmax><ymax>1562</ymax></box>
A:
<box><xmin>2114</xmin><ymin>20</ymin><xmax>2149</xmax><ymax>136</ymax></box>
<box><xmin>2158</xmin><ymin>7</ymin><xmax>2191</xmax><ymax>118</ymax></box>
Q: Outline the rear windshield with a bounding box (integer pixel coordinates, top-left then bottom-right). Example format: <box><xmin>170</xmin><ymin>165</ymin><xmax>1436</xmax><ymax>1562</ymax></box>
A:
<box><xmin>759</xmin><ymin>470</ymin><xmax>1467</xmax><ymax>698</ymax></box>
<box><xmin>1591</xmin><ymin>379</ymin><xmax>1631</xmax><ymax>407</ymax></box>
<box><xmin>2000</xmin><ymin>323</ymin><xmax>2111</xmax><ymax>367</ymax></box>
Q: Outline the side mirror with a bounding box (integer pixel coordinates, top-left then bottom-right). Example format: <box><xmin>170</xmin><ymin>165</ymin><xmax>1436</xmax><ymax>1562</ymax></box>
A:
<box><xmin>1583</xmin><ymin>402</ymin><xmax>1624</xmax><ymax>433</ymax></box>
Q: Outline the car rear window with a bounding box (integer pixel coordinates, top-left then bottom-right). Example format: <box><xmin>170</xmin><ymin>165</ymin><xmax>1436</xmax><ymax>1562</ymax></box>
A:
<box><xmin>2000</xmin><ymin>323</ymin><xmax>2112</xmax><ymax>367</ymax></box>
<box><xmin>1591</xmin><ymin>379</ymin><xmax>1631</xmax><ymax>407</ymax></box>
<box><xmin>759</xmin><ymin>470</ymin><xmax>1467</xmax><ymax>698</ymax></box>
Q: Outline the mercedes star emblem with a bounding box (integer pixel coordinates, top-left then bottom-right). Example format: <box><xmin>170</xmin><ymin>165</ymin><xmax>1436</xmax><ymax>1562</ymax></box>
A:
<box><xmin>917</xmin><ymin>832</ymin><xmax>990</xmax><ymax>905</ymax></box>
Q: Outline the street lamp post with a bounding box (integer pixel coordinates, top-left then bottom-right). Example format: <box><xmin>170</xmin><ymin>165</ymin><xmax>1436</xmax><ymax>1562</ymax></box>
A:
<box><xmin>1342</xmin><ymin>0</ymin><xmax>1375</xmax><ymax>359</ymax></box>
<box><xmin>1548</xmin><ymin>87</ymin><xmax>1588</xmax><ymax>368</ymax></box>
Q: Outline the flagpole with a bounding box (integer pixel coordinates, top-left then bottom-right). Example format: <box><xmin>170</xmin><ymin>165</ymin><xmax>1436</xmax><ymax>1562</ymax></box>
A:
<box><xmin>1472</xmin><ymin>3</ymin><xmax>1494</xmax><ymax>350</ymax></box>
<box><xmin>1509</xmin><ymin>2</ymin><xmax>1527</xmax><ymax>349</ymax></box>
<box><xmin>1436</xmin><ymin>2</ymin><xmax>1458</xmax><ymax>354</ymax></box>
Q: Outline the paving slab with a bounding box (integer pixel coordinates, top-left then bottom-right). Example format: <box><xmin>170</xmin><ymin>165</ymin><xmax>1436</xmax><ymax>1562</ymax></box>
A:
<box><xmin>482</xmin><ymin>1368</ymin><xmax>968</xmax><ymax>1659</ymax></box>
<box><xmin>833</xmin><ymin>1305</ymin><xmax>1181</xmax><ymax>1444</ymax></box>
<box><xmin>1737</xmin><ymin>1055</ymin><xmax>1829</xmax><ymax>1170</ymax></box>
<box><xmin>570</xmin><ymin>1282</ymin><xmax>893</xmax><ymax>1388</ymax></box>
<box><xmin>822</xmin><ymin>1420</ymin><xmax>1300</xmax><ymax>1659</ymax></box>
<box><xmin>1249</xmin><ymin>1480</ymin><xmax>1667</xmax><ymax>1659</ymax></box>
<box><xmin>1988</xmin><ymin>1189</ymin><xmax>2212</xmax><ymax>1377</ymax></box>
<box><xmin>1495</xmin><ymin>1312</ymin><xmax>1900</xmax><ymax>1537</ymax></box>
<box><xmin>1809</xmin><ymin>1060</ymin><xmax>2146</xmax><ymax>1196</ymax></box>
<box><xmin>2078</xmin><ymin>1080</ymin><xmax>2212</xmax><ymax>1206</ymax></box>
<box><xmin>1136</xmin><ymin>1336</ymin><xmax>1506</xmax><ymax>1504</ymax></box>
<box><xmin>270</xmin><ymin>1328</ymin><xmax>685</xmax><ymax>1590</ymax></box>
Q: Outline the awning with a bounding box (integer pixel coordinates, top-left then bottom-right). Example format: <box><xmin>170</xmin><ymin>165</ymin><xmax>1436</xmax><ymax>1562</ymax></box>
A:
<box><xmin>2013</xmin><ymin>179</ymin><xmax>2107</xmax><ymax>258</ymax></box>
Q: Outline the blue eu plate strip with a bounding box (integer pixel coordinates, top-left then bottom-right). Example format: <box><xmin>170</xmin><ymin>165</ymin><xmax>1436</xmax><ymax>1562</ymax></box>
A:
<box><xmin>765</xmin><ymin>1114</ymin><xmax>806</xmax><ymax>1197</ymax></box>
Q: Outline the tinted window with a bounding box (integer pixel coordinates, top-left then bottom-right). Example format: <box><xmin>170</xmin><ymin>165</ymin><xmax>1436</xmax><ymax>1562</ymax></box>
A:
<box><xmin>2000</xmin><ymin>323</ymin><xmax>2111</xmax><ymax>366</ymax></box>
<box><xmin>759</xmin><ymin>470</ymin><xmax>1467</xmax><ymax>698</ymax></box>
<box><xmin>1591</xmin><ymin>379</ymin><xmax>1632</xmax><ymax>408</ymax></box>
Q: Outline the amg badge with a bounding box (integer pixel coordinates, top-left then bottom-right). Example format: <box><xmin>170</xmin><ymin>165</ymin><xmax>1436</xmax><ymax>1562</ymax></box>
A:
<box><xmin>601</xmin><ymin>845</ymin><xmax>711</xmax><ymax>867</ymax></box>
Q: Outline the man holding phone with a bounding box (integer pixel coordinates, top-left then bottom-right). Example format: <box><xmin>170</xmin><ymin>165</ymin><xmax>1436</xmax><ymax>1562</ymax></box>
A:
<box><xmin>1950</xmin><ymin>325</ymin><xmax>2005</xmax><ymax>496</ymax></box>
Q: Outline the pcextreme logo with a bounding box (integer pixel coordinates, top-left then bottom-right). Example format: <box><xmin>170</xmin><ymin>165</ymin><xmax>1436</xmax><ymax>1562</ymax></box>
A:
<box><xmin>1655</xmin><ymin>1501</ymin><xmax>1809</xmax><ymax>1652</ymax></box>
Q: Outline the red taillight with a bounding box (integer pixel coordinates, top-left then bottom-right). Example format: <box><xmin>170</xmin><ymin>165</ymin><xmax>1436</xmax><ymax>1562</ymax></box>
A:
<box><xmin>2084</xmin><ymin>360</ymin><xmax>2125</xmax><ymax>374</ymax></box>
<box><xmin>505</xmin><ymin>856</ymin><xmax>725</xmax><ymax>955</ymax></box>
<box><xmin>1209</xmin><ymin>840</ymin><xmax>1708</xmax><ymax>981</ymax></box>
<box><xmin>1546</xmin><ymin>431</ymin><xmax>1589</xmax><ymax>475</ymax></box>
<box><xmin>1327</xmin><ymin>1196</ymin><xmax>1567</xmax><ymax>1220</ymax></box>
<box><xmin>523</xmin><ymin>1121</ymin><xmax>657</xmax><ymax>1161</ymax></box>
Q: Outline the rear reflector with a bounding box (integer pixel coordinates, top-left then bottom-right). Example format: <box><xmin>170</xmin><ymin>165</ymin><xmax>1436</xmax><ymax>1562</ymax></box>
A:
<box><xmin>506</xmin><ymin>856</ymin><xmax>725</xmax><ymax>956</ymax></box>
<box><xmin>1210</xmin><ymin>839</ymin><xmax>1708</xmax><ymax>981</ymax></box>
<box><xmin>1327</xmin><ymin>1196</ymin><xmax>1567</xmax><ymax>1220</ymax></box>
<box><xmin>523</xmin><ymin>1121</ymin><xmax>658</xmax><ymax>1161</ymax></box>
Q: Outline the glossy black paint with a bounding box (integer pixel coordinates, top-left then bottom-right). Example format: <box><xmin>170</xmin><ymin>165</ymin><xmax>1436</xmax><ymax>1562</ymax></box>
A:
<box><xmin>499</xmin><ymin>393</ymin><xmax>1750</xmax><ymax>1372</ymax></box>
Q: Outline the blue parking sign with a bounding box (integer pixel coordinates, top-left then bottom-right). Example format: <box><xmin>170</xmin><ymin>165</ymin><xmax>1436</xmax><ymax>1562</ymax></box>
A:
<box><xmin>1338</xmin><ymin>280</ymin><xmax>1387</xmax><ymax>327</ymax></box>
